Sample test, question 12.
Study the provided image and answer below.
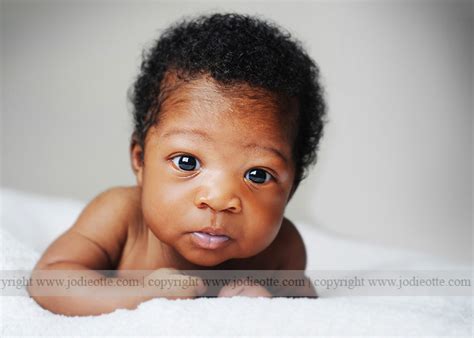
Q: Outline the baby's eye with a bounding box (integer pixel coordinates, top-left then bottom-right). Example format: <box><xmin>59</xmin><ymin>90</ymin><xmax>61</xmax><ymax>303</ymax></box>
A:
<box><xmin>245</xmin><ymin>168</ymin><xmax>272</xmax><ymax>184</ymax></box>
<box><xmin>171</xmin><ymin>155</ymin><xmax>201</xmax><ymax>171</ymax></box>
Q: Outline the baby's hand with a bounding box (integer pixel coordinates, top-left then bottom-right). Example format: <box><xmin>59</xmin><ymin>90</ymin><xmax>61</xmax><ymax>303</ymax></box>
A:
<box><xmin>217</xmin><ymin>280</ymin><xmax>272</xmax><ymax>298</ymax></box>
<box><xmin>143</xmin><ymin>268</ymin><xmax>207</xmax><ymax>300</ymax></box>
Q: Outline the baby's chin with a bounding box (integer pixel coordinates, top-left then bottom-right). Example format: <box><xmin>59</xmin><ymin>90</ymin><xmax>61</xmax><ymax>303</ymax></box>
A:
<box><xmin>167</xmin><ymin>235</ymin><xmax>263</xmax><ymax>268</ymax></box>
<box><xmin>180</xmin><ymin>249</ymin><xmax>233</xmax><ymax>267</ymax></box>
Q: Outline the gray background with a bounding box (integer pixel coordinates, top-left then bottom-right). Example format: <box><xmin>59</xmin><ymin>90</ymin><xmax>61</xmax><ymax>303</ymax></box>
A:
<box><xmin>1</xmin><ymin>0</ymin><xmax>472</xmax><ymax>263</ymax></box>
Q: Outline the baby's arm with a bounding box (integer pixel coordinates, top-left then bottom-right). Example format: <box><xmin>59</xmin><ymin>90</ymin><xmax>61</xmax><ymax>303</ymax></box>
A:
<box><xmin>27</xmin><ymin>188</ymin><xmax>204</xmax><ymax>316</ymax></box>
<box><xmin>273</xmin><ymin>219</ymin><xmax>317</xmax><ymax>297</ymax></box>
<box><xmin>218</xmin><ymin>219</ymin><xmax>317</xmax><ymax>298</ymax></box>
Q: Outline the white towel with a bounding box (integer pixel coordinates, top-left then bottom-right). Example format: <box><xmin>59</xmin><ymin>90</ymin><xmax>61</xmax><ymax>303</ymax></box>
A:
<box><xmin>0</xmin><ymin>188</ymin><xmax>471</xmax><ymax>336</ymax></box>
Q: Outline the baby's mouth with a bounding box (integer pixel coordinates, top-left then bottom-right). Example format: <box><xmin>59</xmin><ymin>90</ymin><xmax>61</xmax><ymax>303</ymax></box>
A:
<box><xmin>190</xmin><ymin>231</ymin><xmax>231</xmax><ymax>250</ymax></box>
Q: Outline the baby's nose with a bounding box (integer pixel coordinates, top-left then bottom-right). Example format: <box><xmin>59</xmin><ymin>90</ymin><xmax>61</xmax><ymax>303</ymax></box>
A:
<box><xmin>193</xmin><ymin>178</ymin><xmax>242</xmax><ymax>213</ymax></box>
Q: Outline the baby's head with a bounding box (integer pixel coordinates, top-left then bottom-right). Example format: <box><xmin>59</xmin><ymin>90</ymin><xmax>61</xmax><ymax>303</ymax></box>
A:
<box><xmin>129</xmin><ymin>13</ymin><xmax>326</xmax><ymax>266</ymax></box>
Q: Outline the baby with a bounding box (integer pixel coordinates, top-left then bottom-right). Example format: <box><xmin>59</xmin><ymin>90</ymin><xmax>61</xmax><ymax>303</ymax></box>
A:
<box><xmin>28</xmin><ymin>13</ymin><xmax>326</xmax><ymax>316</ymax></box>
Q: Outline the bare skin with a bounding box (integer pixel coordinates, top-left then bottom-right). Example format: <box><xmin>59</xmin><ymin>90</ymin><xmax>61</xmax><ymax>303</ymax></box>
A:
<box><xmin>28</xmin><ymin>75</ymin><xmax>316</xmax><ymax>316</ymax></box>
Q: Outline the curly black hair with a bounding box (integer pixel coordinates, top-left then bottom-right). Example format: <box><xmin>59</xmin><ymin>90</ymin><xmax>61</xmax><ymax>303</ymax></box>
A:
<box><xmin>130</xmin><ymin>13</ymin><xmax>326</xmax><ymax>189</ymax></box>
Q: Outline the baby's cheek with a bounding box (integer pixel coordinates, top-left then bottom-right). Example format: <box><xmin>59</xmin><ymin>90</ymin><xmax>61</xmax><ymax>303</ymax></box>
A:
<box><xmin>141</xmin><ymin>185</ymin><xmax>177</xmax><ymax>236</ymax></box>
<box><xmin>242</xmin><ymin>209</ymin><xmax>283</xmax><ymax>255</ymax></box>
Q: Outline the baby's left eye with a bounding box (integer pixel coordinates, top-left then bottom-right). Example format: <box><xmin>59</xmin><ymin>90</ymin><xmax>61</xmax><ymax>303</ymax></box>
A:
<box><xmin>245</xmin><ymin>168</ymin><xmax>272</xmax><ymax>184</ymax></box>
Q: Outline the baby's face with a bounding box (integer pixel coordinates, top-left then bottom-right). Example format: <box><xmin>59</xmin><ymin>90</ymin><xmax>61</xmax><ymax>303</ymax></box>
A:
<box><xmin>133</xmin><ymin>76</ymin><xmax>296</xmax><ymax>266</ymax></box>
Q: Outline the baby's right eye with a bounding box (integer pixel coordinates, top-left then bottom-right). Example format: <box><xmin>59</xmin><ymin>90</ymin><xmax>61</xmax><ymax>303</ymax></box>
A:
<box><xmin>171</xmin><ymin>155</ymin><xmax>201</xmax><ymax>171</ymax></box>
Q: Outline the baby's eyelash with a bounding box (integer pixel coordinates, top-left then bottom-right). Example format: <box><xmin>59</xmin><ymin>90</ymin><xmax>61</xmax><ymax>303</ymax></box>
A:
<box><xmin>245</xmin><ymin>168</ymin><xmax>274</xmax><ymax>184</ymax></box>
<box><xmin>170</xmin><ymin>154</ymin><xmax>201</xmax><ymax>171</ymax></box>
<box><xmin>168</xmin><ymin>154</ymin><xmax>278</xmax><ymax>184</ymax></box>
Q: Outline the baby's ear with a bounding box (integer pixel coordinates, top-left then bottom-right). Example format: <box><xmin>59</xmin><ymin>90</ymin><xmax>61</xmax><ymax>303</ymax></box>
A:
<box><xmin>287</xmin><ymin>181</ymin><xmax>299</xmax><ymax>203</ymax></box>
<box><xmin>130</xmin><ymin>139</ymin><xmax>144</xmax><ymax>187</ymax></box>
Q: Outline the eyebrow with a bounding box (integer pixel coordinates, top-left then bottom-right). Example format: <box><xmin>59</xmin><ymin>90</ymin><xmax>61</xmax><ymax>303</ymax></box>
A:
<box><xmin>162</xmin><ymin>128</ymin><xmax>289</xmax><ymax>164</ymax></box>
<box><xmin>162</xmin><ymin>128</ymin><xmax>212</xmax><ymax>141</ymax></box>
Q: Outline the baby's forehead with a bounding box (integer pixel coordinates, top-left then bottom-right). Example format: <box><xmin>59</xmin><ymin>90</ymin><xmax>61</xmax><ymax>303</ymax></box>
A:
<box><xmin>158</xmin><ymin>73</ymin><xmax>299</xmax><ymax>129</ymax></box>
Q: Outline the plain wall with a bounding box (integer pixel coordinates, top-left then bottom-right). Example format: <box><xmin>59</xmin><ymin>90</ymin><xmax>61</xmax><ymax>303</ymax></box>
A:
<box><xmin>1</xmin><ymin>0</ymin><xmax>472</xmax><ymax>263</ymax></box>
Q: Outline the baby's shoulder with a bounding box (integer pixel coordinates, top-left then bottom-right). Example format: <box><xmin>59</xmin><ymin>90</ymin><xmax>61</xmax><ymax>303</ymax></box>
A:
<box><xmin>264</xmin><ymin>218</ymin><xmax>307</xmax><ymax>270</ymax></box>
<box><xmin>229</xmin><ymin>218</ymin><xmax>307</xmax><ymax>270</ymax></box>
<box><xmin>72</xmin><ymin>186</ymin><xmax>142</xmax><ymax>267</ymax></box>
<box><xmin>93</xmin><ymin>185</ymin><xmax>142</xmax><ymax>239</ymax></box>
<box><xmin>34</xmin><ymin>186</ymin><xmax>141</xmax><ymax>270</ymax></box>
<box><xmin>98</xmin><ymin>186</ymin><xmax>141</xmax><ymax>213</ymax></box>
<box><xmin>85</xmin><ymin>186</ymin><xmax>141</xmax><ymax>228</ymax></box>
